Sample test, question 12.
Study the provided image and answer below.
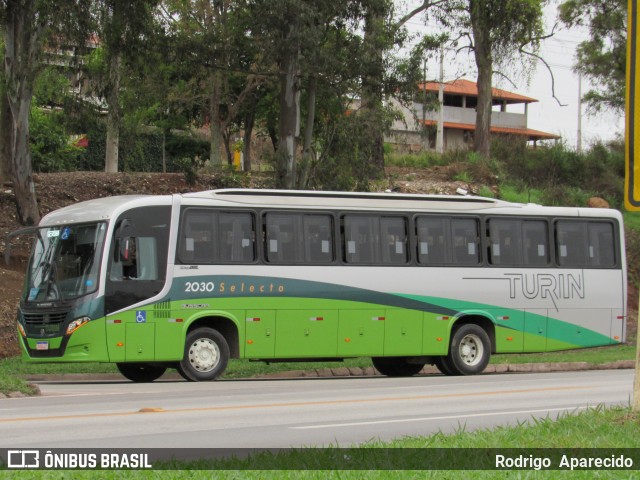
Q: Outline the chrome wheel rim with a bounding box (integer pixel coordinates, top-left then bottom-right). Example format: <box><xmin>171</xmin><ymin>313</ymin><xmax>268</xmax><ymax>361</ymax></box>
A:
<box><xmin>188</xmin><ymin>338</ymin><xmax>220</xmax><ymax>372</ymax></box>
<box><xmin>459</xmin><ymin>334</ymin><xmax>483</xmax><ymax>366</ymax></box>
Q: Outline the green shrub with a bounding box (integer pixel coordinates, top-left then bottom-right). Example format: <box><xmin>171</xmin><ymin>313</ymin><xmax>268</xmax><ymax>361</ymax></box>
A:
<box><xmin>30</xmin><ymin>109</ymin><xmax>83</xmax><ymax>172</ymax></box>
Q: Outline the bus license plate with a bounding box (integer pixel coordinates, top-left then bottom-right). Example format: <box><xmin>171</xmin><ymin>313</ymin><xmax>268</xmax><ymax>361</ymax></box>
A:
<box><xmin>36</xmin><ymin>341</ymin><xmax>49</xmax><ymax>351</ymax></box>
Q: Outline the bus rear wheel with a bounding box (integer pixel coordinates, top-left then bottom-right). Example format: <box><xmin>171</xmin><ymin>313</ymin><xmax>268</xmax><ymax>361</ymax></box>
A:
<box><xmin>372</xmin><ymin>357</ymin><xmax>425</xmax><ymax>377</ymax></box>
<box><xmin>178</xmin><ymin>327</ymin><xmax>229</xmax><ymax>381</ymax></box>
<box><xmin>116</xmin><ymin>363</ymin><xmax>166</xmax><ymax>382</ymax></box>
<box><xmin>445</xmin><ymin>324</ymin><xmax>491</xmax><ymax>375</ymax></box>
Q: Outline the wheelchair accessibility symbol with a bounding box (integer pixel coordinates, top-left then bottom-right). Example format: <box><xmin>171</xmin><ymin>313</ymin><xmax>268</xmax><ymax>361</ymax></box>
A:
<box><xmin>136</xmin><ymin>311</ymin><xmax>147</xmax><ymax>323</ymax></box>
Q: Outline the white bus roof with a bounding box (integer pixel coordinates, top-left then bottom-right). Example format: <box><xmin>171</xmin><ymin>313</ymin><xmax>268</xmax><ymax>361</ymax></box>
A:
<box><xmin>37</xmin><ymin>189</ymin><xmax>622</xmax><ymax>227</ymax></box>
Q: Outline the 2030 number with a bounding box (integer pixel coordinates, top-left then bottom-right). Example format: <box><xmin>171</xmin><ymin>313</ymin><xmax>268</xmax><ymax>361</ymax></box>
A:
<box><xmin>185</xmin><ymin>281</ymin><xmax>215</xmax><ymax>293</ymax></box>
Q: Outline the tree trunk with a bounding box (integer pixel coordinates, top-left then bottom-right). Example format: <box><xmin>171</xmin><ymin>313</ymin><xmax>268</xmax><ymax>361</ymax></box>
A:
<box><xmin>242</xmin><ymin>105</ymin><xmax>255</xmax><ymax>172</ymax></box>
<box><xmin>361</xmin><ymin>1</ymin><xmax>390</xmax><ymax>179</ymax></box>
<box><xmin>3</xmin><ymin>0</ymin><xmax>41</xmax><ymax>225</ymax></box>
<box><xmin>297</xmin><ymin>75</ymin><xmax>317</xmax><ymax>189</ymax></box>
<box><xmin>470</xmin><ymin>0</ymin><xmax>492</xmax><ymax>159</ymax></box>
<box><xmin>105</xmin><ymin>50</ymin><xmax>122</xmax><ymax>173</ymax></box>
<box><xmin>209</xmin><ymin>72</ymin><xmax>223</xmax><ymax>168</ymax></box>
<box><xmin>277</xmin><ymin>47</ymin><xmax>299</xmax><ymax>189</ymax></box>
<box><xmin>0</xmin><ymin>93</ymin><xmax>13</xmax><ymax>185</ymax></box>
<box><xmin>12</xmin><ymin>94</ymin><xmax>39</xmax><ymax>225</ymax></box>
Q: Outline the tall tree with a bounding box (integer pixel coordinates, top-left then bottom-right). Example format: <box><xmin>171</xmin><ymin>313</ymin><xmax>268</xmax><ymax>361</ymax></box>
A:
<box><xmin>91</xmin><ymin>0</ymin><xmax>158</xmax><ymax>173</ymax></box>
<box><xmin>359</xmin><ymin>0</ymin><xmax>442</xmax><ymax>177</ymax></box>
<box><xmin>0</xmin><ymin>0</ymin><xmax>90</xmax><ymax>225</ymax></box>
<box><xmin>559</xmin><ymin>0</ymin><xmax>626</xmax><ymax>113</ymax></box>
<box><xmin>159</xmin><ymin>0</ymin><xmax>262</xmax><ymax>168</ymax></box>
<box><xmin>470</xmin><ymin>0</ymin><xmax>545</xmax><ymax>157</ymax></box>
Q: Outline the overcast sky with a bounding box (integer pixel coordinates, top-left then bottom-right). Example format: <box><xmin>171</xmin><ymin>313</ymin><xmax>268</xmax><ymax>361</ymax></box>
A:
<box><xmin>400</xmin><ymin>1</ymin><xmax>625</xmax><ymax>149</ymax></box>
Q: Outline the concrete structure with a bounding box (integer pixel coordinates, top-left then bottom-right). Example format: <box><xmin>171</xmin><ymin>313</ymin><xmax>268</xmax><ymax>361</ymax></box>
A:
<box><xmin>388</xmin><ymin>79</ymin><xmax>560</xmax><ymax>152</ymax></box>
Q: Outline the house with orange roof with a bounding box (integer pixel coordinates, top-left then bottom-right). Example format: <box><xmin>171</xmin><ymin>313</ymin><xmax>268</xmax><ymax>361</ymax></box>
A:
<box><xmin>388</xmin><ymin>78</ymin><xmax>560</xmax><ymax>152</ymax></box>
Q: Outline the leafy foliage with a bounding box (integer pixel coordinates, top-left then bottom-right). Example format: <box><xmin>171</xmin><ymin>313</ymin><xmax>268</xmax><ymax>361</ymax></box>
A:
<box><xmin>559</xmin><ymin>0</ymin><xmax>626</xmax><ymax>112</ymax></box>
<box><xmin>29</xmin><ymin>109</ymin><xmax>83</xmax><ymax>172</ymax></box>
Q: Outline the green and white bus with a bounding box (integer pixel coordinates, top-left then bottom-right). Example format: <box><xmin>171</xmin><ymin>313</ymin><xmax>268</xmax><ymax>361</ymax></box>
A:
<box><xmin>11</xmin><ymin>189</ymin><xmax>626</xmax><ymax>382</ymax></box>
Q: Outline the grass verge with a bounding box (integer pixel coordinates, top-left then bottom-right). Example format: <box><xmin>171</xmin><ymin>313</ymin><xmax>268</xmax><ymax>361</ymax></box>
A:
<box><xmin>2</xmin><ymin>407</ymin><xmax>638</xmax><ymax>478</ymax></box>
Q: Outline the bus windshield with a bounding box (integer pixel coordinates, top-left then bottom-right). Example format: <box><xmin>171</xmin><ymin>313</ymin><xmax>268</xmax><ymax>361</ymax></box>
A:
<box><xmin>25</xmin><ymin>223</ymin><xmax>107</xmax><ymax>303</ymax></box>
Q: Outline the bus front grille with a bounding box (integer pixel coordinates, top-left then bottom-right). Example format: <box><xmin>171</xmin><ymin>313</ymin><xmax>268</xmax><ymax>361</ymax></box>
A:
<box><xmin>22</xmin><ymin>311</ymin><xmax>69</xmax><ymax>326</ymax></box>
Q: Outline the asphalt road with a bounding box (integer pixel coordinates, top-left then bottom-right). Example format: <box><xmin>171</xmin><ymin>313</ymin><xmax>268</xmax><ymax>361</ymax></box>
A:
<box><xmin>0</xmin><ymin>370</ymin><xmax>633</xmax><ymax>450</ymax></box>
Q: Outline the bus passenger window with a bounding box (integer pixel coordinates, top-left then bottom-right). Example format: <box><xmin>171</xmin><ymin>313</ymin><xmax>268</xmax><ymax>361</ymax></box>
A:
<box><xmin>556</xmin><ymin>221</ymin><xmax>588</xmax><ymax>266</ymax></box>
<box><xmin>178</xmin><ymin>209</ymin><xmax>255</xmax><ymax>264</ymax></box>
<box><xmin>303</xmin><ymin>215</ymin><xmax>333</xmax><ymax>264</ymax></box>
<box><xmin>588</xmin><ymin>222</ymin><xmax>615</xmax><ymax>267</ymax></box>
<box><xmin>380</xmin><ymin>217</ymin><xmax>408</xmax><ymax>264</ymax></box>
<box><xmin>523</xmin><ymin>220</ymin><xmax>549</xmax><ymax>266</ymax></box>
<box><xmin>264</xmin><ymin>213</ymin><xmax>333</xmax><ymax>265</ymax></box>
<box><xmin>488</xmin><ymin>219</ymin><xmax>522</xmax><ymax>265</ymax></box>
<box><xmin>416</xmin><ymin>217</ymin><xmax>447</xmax><ymax>264</ymax></box>
<box><xmin>452</xmin><ymin>218</ymin><xmax>480</xmax><ymax>265</ymax></box>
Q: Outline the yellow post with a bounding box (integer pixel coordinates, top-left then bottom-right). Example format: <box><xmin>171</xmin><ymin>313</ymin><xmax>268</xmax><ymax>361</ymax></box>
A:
<box><xmin>627</xmin><ymin>0</ymin><xmax>640</xmax><ymax>412</ymax></box>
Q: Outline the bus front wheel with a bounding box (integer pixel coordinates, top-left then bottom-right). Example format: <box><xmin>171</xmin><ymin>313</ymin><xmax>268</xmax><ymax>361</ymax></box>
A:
<box><xmin>372</xmin><ymin>357</ymin><xmax>425</xmax><ymax>377</ymax></box>
<box><xmin>116</xmin><ymin>363</ymin><xmax>166</xmax><ymax>382</ymax></box>
<box><xmin>178</xmin><ymin>327</ymin><xmax>229</xmax><ymax>381</ymax></box>
<box><xmin>445</xmin><ymin>324</ymin><xmax>491</xmax><ymax>375</ymax></box>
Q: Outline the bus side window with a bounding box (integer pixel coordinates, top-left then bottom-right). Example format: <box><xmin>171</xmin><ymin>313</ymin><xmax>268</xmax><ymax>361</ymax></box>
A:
<box><xmin>416</xmin><ymin>216</ymin><xmax>447</xmax><ymax>264</ymax></box>
<box><xmin>588</xmin><ymin>222</ymin><xmax>615</xmax><ymax>267</ymax></box>
<box><xmin>488</xmin><ymin>218</ymin><xmax>522</xmax><ymax>266</ymax></box>
<box><xmin>452</xmin><ymin>218</ymin><xmax>480</xmax><ymax>265</ymax></box>
<box><xmin>264</xmin><ymin>213</ymin><xmax>302</xmax><ymax>264</ymax></box>
<box><xmin>220</xmin><ymin>212</ymin><xmax>255</xmax><ymax>263</ymax></box>
<box><xmin>179</xmin><ymin>210</ymin><xmax>214</xmax><ymax>264</ymax></box>
<box><xmin>381</xmin><ymin>216</ymin><xmax>408</xmax><ymax>265</ymax></box>
<box><xmin>556</xmin><ymin>221</ymin><xmax>587</xmax><ymax>266</ymax></box>
<box><xmin>178</xmin><ymin>209</ymin><xmax>256</xmax><ymax>264</ymax></box>
<box><xmin>303</xmin><ymin>215</ymin><xmax>333</xmax><ymax>264</ymax></box>
<box><xmin>523</xmin><ymin>220</ymin><xmax>549</xmax><ymax>266</ymax></box>
<box><xmin>343</xmin><ymin>215</ymin><xmax>380</xmax><ymax>264</ymax></box>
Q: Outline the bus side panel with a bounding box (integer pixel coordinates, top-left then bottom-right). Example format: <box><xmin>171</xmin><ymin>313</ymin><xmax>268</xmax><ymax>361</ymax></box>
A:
<box><xmin>244</xmin><ymin>310</ymin><xmax>275</xmax><ymax>358</ymax></box>
<box><xmin>490</xmin><ymin>309</ymin><xmax>524</xmax><ymax>353</ymax></box>
<box><xmin>420</xmin><ymin>312</ymin><xmax>449</xmax><ymax>356</ymax></box>
<box><xmin>337</xmin><ymin>309</ymin><xmax>386</xmax><ymax>356</ymax></box>
<box><xmin>274</xmin><ymin>309</ymin><xmax>338</xmax><ymax>357</ymax></box>
<box><xmin>383</xmin><ymin>309</ymin><xmax>422</xmax><ymax>356</ymax></box>
<box><xmin>523</xmin><ymin>309</ymin><xmax>548</xmax><ymax>352</ymax></box>
<box><xmin>126</xmin><ymin>323</ymin><xmax>155</xmax><ymax>361</ymax></box>
<box><xmin>546</xmin><ymin>309</ymin><xmax>615</xmax><ymax>351</ymax></box>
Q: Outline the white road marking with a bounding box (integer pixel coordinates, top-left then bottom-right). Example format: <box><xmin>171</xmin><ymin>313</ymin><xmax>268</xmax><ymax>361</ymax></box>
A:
<box><xmin>290</xmin><ymin>406</ymin><xmax>590</xmax><ymax>430</ymax></box>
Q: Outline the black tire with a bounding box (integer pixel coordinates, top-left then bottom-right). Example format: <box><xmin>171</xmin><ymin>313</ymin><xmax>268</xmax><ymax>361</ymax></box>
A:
<box><xmin>177</xmin><ymin>327</ymin><xmax>229</xmax><ymax>381</ymax></box>
<box><xmin>372</xmin><ymin>357</ymin><xmax>425</xmax><ymax>377</ymax></box>
<box><xmin>433</xmin><ymin>356</ymin><xmax>455</xmax><ymax>376</ymax></box>
<box><xmin>445</xmin><ymin>323</ymin><xmax>491</xmax><ymax>375</ymax></box>
<box><xmin>116</xmin><ymin>363</ymin><xmax>166</xmax><ymax>382</ymax></box>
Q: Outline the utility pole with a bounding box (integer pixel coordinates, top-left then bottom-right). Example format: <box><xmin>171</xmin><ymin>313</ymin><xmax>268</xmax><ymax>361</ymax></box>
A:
<box><xmin>436</xmin><ymin>46</ymin><xmax>444</xmax><ymax>154</ymax></box>
<box><xmin>422</xmin><ymin>58</ymin><xmax>428</xmax><ymax>150</ymax></box>
<box><xmin>577</xmin><ymin>73</ymin><xmax>583</xmax><ymax>153</ymax></box>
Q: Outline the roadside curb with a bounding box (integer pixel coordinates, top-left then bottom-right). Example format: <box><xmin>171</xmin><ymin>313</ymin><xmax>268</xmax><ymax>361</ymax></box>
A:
<box><xmin>251</xmin><ymin>360</ymin><xmax>636</xmax><ymax>379</ymax></box>
<box><xmin>18</xmin><ymin>360</ymin><xmax>635</xmax><ymax>384</ymax></box>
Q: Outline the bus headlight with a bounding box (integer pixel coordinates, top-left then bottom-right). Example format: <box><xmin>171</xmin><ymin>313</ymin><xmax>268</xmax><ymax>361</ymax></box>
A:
<box><xmin>66</xmin><ymin>317</ymin><xmax>91</xmax><ymax>335</ymax></box>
